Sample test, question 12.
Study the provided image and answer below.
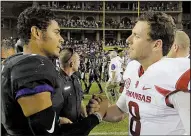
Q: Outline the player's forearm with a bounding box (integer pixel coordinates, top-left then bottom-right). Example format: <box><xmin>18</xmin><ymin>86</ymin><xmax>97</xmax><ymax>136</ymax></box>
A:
<box><xmin>169</xmin><ymin>91</ymin><xmax>190</xmax><ymax>135</ymax></box>
<box><xmin>111</xmin><ymin>72</ymin><xmax>116</xmax><ymax>81</ymax></box>
<box><xmin>103</xmin><ymin>104</ymin><xmax>126</xmax><ymax>122</ymax></box>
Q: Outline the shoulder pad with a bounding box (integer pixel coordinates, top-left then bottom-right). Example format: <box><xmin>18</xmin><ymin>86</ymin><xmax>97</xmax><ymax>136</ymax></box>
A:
<box><xmin>8</xmin><ymin>54</ymin><xmax>58</xmax><ymax>90</ymax></box>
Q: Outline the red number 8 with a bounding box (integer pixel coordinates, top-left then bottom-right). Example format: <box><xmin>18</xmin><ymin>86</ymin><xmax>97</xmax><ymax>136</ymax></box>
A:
<box><xmin>128</xmin><ymin>101</ymin><xmax>141</xmax><ymax>136</ymax></box>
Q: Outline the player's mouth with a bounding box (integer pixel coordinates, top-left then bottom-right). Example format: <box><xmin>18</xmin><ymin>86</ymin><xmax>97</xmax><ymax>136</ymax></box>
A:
<box><xmin>57</xmin><ymin>45</ymin><xmax>62</xmax><ymax>50</ymax></box>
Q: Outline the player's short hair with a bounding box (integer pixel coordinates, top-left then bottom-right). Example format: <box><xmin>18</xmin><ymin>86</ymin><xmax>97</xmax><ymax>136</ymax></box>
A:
<box><xmin>1</xmin><ymin>39</ymin><xmax>15</xmax><ymax>50</ymax></box>
<box><xmin>59</xmin><ymin>48</ymin><xmax>75</xmax><ymax>68</ymax></box>
<box><xmin>138</xmin><ymin>11</ymin><xmax>176</xmax><ymax>56</ymax></box>
<box><xmin>17</xmin><ymin>6</ymin><xmax>56</xmax><ymax>45</ymax></box>
<box><xmin>174</xmin><ymin>30</ymin><xmax>190</xmax><ymax>49</ymax></box>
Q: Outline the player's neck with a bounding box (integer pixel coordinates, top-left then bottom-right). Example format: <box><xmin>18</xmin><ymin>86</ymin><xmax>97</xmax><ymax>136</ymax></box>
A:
<box><xmin>176</xmin><ymin>51</ymin><xmax>189</xmax><ymax>58</ymax></box>
<box><xmin>139</xmin><ymin>56</ymin><xmax>162</xmax><ymax>71</ymax></box>
<box><xmin>61</xmin><ymin>67</ymin><xmax>74</xmax><ymax>77</ymax></box>
<box><xmin>23</xmin><ymin>42</ymin><xmax>47</xmax><ymax>57</ymax></box>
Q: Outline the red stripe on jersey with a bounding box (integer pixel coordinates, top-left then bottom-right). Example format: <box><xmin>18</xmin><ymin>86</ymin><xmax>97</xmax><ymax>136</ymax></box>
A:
<box><xmin>155</xmin><ymin>85</ymin><xmax>175</xmax><ymax>108</ymax></box>
<box><xmin>175</xmin><ymin>69</ymin><xmax>190</xmax><ymax>92</ymax></box>
<box><xmin>154</xmin><ymin>85</ymin><xmax>171</xmax><ymax>97</ymax></box>
<box><xmin>138</xmin><ymin>66</ymin><xmax>144</xmax><ymax>77</ymax></box>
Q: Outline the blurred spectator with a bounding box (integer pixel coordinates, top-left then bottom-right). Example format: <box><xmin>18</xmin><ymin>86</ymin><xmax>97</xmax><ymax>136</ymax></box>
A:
<box><xmin>105</xmin><ymin>39</ymin><xmax>128</xmax><ymax>48</ymax></box>
<box><xmin>57</xmin><ymin>19</ymin><xmax>102</xmax><ymax>28</ymax></box>
<box><xmin>62</xmin><ymin>38</ymin><xmax>103</xmax><ymax>56</ymax></box>
<box><xmin>1</xmin><ymin>38</ymin><xmax>16</xmax><ymax>62</ymax></box>
<box><xmin>57</xmin><ymin>18</ymin><xmax>135</xmax><ymax>29</ymax></box>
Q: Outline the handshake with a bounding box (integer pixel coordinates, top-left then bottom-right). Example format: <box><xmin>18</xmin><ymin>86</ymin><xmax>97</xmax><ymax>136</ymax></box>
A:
<box><xmin>86</xmin><ymin>94</ymin><xmax>110</xmax><ymax>120</ymax></box>
<box><xmin>59</xmin><ymin>94</ymin><xmax>109</xmax><ymax>125</ymax></box>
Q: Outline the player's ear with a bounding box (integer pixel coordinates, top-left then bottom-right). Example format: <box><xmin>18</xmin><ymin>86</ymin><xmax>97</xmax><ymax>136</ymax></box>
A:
<box><xmin>70</xmin><ymin>62</ymin><xmax>73</xmax><ymax>67</ymax></box>
<box><xmin>153</xmin><ymin>39</ymin><xmax>162</xmax><ymax>52</ymax></box>
<box><xmin>173</xmin><ymin>44</ymin><xmax>179</xmax><ymax>52</ymax></box>
<box><xmin>31</xmin><ymin>26</ymin><xmax>42</xmax><ymax>40</ymax></box>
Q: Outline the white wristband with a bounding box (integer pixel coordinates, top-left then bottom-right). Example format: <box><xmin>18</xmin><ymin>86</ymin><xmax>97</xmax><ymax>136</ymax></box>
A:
<box><xmin>93</xmin><ymin>112</ymin><xmax>102</xmax><ymax>123</ymax></box>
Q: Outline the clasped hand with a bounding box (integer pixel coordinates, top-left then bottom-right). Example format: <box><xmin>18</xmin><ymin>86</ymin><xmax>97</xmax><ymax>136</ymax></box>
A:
<box><xmin>86</xmin><ymin>94</ymin><xmax>109</xmax><ymax>118</ymax></box>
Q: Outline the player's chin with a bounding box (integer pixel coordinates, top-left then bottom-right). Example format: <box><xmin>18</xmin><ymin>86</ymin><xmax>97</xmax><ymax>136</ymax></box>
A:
<box><xmin>129</xmin><ymin>53</ymin><xmax>134</xmax><ymax>59</ymax></box>
<box><xmin>53</xmin><ymin>51</ymin><xmax>60</xmax><ymax>58</ymax></box>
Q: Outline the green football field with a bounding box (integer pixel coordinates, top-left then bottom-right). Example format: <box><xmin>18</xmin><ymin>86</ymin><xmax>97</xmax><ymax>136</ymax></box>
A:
<box><xmin>82</xmin><ymin>81</ymin><xmax>128</xmax><ymax>135</ymax></box>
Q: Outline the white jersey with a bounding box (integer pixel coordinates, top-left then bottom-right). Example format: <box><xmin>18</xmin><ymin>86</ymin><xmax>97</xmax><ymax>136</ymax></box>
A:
<box><xmin>123</xmin><ymin>59</ymin><xmax>135</xmax><ymax>81</ymax></box>
<box><xmin>116</xmin><ymin>56</ymin><xmax>123</xmax><ymax>72</ymax></box>
<box><xmin>117</xmin><ymin>58</ymin><xmax>190</xmax><ymax>135</ymax></box>
<box><xmin>108</xmin><ymin>57</ymin><xmax>122</xmax><ymax>82</ymax></box>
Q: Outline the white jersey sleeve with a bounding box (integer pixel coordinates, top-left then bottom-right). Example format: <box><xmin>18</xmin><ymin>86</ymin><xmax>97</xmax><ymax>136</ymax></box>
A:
<box><xmin>117</xmin><ymin>60</ymin><xmax>141</xmax><ymax>113</ymax></box>
<box><xmin>169</xmin><ymin>91</ymin><xmax>190</xmax><ymax>135</ymax></box>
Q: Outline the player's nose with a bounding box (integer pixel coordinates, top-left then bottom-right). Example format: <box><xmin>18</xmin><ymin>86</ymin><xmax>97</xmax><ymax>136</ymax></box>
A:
<box><xmin>127</xmin><ymin>35</ymin><xmax>133</xmax><ymax>45</ymax></box>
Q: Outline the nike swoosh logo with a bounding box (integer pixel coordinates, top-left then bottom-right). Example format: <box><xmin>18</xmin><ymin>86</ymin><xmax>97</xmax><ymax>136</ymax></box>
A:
<box><xmin>64</xmin><ymin>86</ymin><xmax>71</xmax><ymax>90</ymax></box>
<box><xmin>47</xmin><ymin>112</ymin><xmax>56</xmax><ymax>133</ymax></box>
<box><xmin>142</xmin><ymin>86</ymin><xmax>151</xmax><ymax>90</ymax></box>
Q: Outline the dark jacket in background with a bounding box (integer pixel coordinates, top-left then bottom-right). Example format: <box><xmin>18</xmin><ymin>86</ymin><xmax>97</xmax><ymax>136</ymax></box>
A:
<box><xmin>59</xmin><ymin>70</ymin><xmax>84</xmax><ymax>122</ymax></box>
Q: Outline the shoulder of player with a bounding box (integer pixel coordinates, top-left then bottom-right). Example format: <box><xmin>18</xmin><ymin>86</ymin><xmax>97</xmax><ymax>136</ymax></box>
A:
<box><xmin>9</xmin><ymin>54</ymin><xmax>58</xmax><ymax>81</ymax></box>
<box><xmin>126</xmin><ymin>60</ymin><xmax>141</xmax><ymax>70</ymax></box>
<box><xmin>151</xmin><ymin>58</ymin><xmax>190</xmax><ymax>73</ymax></box>
<box><xmin>4</xmin><ymin>53</ymin><xmax>53</xmax><ymax>68</ymax></box>
<box><xmin>123</xmin><ymin>60</ymin><xmax>140</xmax><ymax>77</ymax></box>
<box><xmin>17</xmin><ymin>54</ymin><xmax>55</xmax><ymax>70</ymax></box>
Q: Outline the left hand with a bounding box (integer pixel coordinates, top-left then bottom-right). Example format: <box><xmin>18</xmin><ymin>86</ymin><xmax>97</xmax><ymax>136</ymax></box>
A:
<box><xmin>59</xmin><ymin>117</ymin><xmax>73</xmax><ymax>124</ymax></box>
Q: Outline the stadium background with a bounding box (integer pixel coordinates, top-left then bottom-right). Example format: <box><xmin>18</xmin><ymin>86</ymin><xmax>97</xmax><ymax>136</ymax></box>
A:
<box><xmin>1</xmin><ymin>1</ymin><xmax>191</xmax><ymax>135</ymax></box>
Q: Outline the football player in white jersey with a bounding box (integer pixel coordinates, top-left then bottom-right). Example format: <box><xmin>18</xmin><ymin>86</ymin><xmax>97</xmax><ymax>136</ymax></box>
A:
<box><xmin>167</xmin><ymin>30</ymin><xmax>190</xmax><ymax>58</ymax></box>
<box><xmin>87</xmin><ymin>11</ymin><xmax>190</xmax><ymax>135</ymax></box>
<box><xmin>105</xmin><ymin>51</ymin><xmax>122</xmax><ymax>104</ymax></box>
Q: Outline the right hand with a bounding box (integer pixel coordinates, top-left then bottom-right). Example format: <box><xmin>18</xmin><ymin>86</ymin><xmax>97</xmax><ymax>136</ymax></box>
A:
<box><xmin>97</xmin><ymin>96</ymin><xmax>109</xmax><ymax>118</ymax></box>
<box><xmin>86</xmin><ymin>94</ymin><xmax>109</xmax><ymax>118</ymax></box>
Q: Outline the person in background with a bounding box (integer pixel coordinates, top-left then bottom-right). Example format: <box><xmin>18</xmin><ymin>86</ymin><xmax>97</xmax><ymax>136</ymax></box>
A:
<box><xmin>1</xmin><ymin>39</ymin><xmax>16</xmax><ymax>63</ymax></box>
<box><xmin>58</xmin><ymin>48</ymin><xmax>87</xmax><ymax>123</ymax></box>
<box><xmin>167</xmin><ymin>30</ymin><xmax>190</xmax><ymax>58</ymax></box>
<box><xmin>15</xmin><ymin>39</ymin><xmax>24</xmax><ymax>53</ymax></box>
<box><xmin>105</xmin><ymin>51</ymin><xmax>122</xmax><ymax>104</ymax></box>
<box><xmin>84</xmin><ymin>56</ymin><xmax>104</xmax><ymax>94</ymax></box>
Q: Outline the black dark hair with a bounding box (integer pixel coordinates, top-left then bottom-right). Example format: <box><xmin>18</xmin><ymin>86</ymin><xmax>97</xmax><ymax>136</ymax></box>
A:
<box><xmin>17</xmin><ymin>6</ymin><xmax>56</xmax><ymax>45</ymax></box>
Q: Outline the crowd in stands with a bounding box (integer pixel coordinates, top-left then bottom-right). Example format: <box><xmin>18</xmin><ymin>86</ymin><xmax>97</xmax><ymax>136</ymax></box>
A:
<box><xmin>56</xmin><ymin>18</ymin><xmax>134</xmax><ymax>29</ymax></box>
<box><xmin>62</xmin><ymin>38</ymin><xmax>103</xmax><ymax>56</ymax></box>
<box><xmin>56</xmin><ymin>18</ymin><xmax>102</xmax><ymax>28</ymax></box>
<box><xmin>140</xmin><ymin>2</ymin><xmax>179</xmax><ymax>11</ymax></box>
<box><xmin>105</xmin><ymin>19</ymin><xmax>135</xmax><ymax>29</ymax></box>
<box><xmin>1</xmin><ymin>37</ymin><xmax>18</xmax><ymax>46</ymax></box>
<box><xmin>43</xmin><ymin>1</ymin><xmax>180</xmax><ymax>12</ymax></box>
<box><xmin>105</xmin><ymin>39</ymin><xmax>127</xmax><ymax>48</ymax></box>
<box><xmin>2</xmin><ymin>37</ymin><xmax>127</xmax><ymax>58</ymax></box>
